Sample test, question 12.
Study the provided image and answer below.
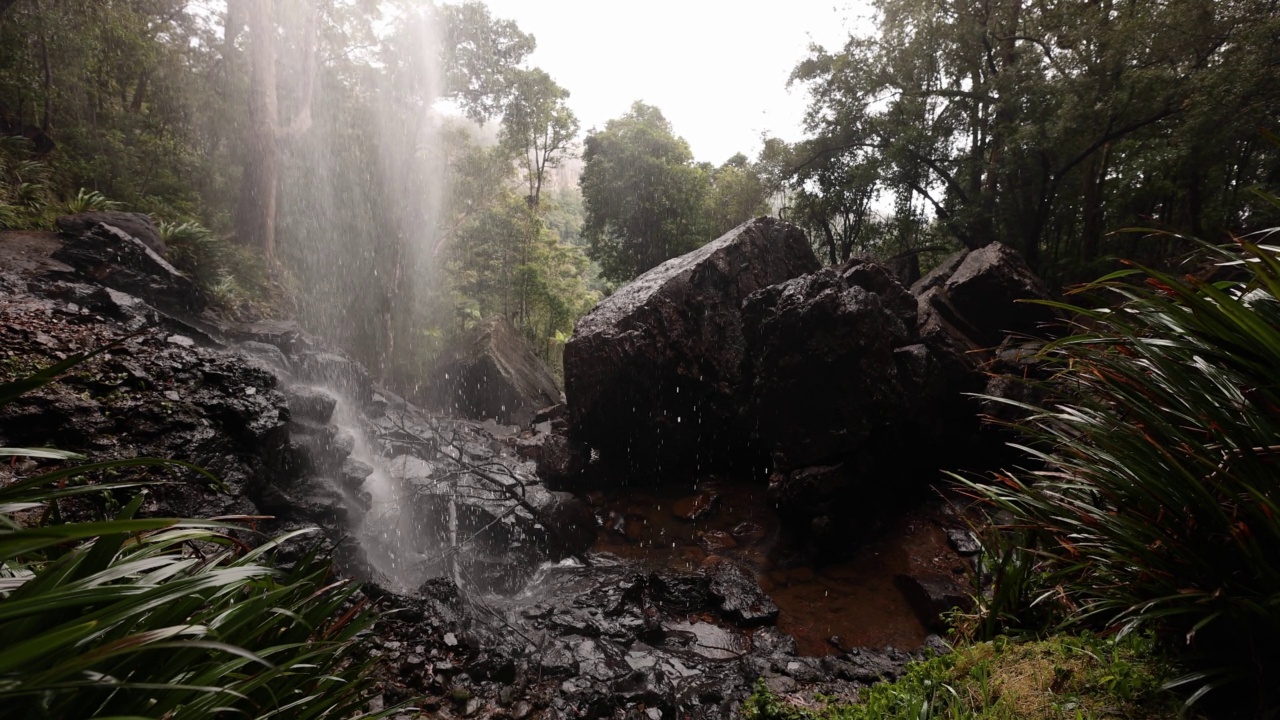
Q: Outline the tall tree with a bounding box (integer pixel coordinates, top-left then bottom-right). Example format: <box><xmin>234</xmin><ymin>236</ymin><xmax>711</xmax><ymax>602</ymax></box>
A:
<box><xmin>705</xmin><ymin>153</ymin><xmax>770</xmax><ymax>238</ymax></box>
<box><xmin>233</xmin><ymin>0</ymin><xmax>316</xmax><ymax>260</ymax></box>
<box><xmin>788</xmin><ymin>0</ymin><xmax>1280</xmax><ymax>279</ymax></box>
<box><xmin>498</xmin><ymin>67</ymin><xmax>578</xmax><ymax>326</ymax></box>
<box><xmin>579</xmin><ymin>101</ymin><xmax>710</xmax><ymax>284</ymax></box>
<box><xmin>501</xmin><ymin>67</ymin><xmax>578</xmax><ymax>209</ymax></box>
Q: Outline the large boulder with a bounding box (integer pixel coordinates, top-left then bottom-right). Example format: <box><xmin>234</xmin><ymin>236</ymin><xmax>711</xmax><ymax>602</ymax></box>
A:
<box><xmin>741</xmin><ymin>261</ymin><xmax>982</xmax><ymax>555</ymax></box>
<box><xmin>432</xmin><ymin>316</ymin><xmax>561</xmax><ymax>427</ymax></box>
<box><xmin>940</xmin><ymin>242</ymin><xmax>1053</xmax><ymax>345</ymax></box>
<box><xmin>564</xmin><ymin>217</ymin><xmax>820</xmax><ymax>478</ymax></box>
<box><xmin>57</xmin><ymin>211</ymin><xmax>166</xmax><ymax>256</ymax></box>
<box><xmin>52</xmin><ymin>223</ymin><xmax>205</xmax><ymax>314</ymax></box>
<box><xmin>741</xmin><ymin>262</ymin><xmax>918</xmax><ymax>468</ymax></box>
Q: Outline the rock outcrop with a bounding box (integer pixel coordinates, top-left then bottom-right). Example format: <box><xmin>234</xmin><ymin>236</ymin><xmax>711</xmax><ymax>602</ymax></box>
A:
<box><xmin>742</xmin><ymin>262</ymin><xmax>922</xmax><ymax>469</ymax></box>
<box><xmin>941</xmin><ymin>242</ymin><xmax>1054</xmax><ymax>345</ymax></box>
<box><xmin>564</xmin><ymin>217</ymin><xmax>820</xmax><ymax>477</ymax></box>
<box><xmin>430</xmin><ymin>316</ymin><xmax>561</xmax><ymax>427</ymax></box>
<box><xmin>558</xmin><ymin>230</ymin><xmax>1054</xmax><ymax>555</ymax></box>
<box><xmin>52</xmin><ymin>222</ymin><xmax>205</xmax><ymax>314</ymax></box>
<box><xmin>57</xmin><ymin>210</ymin><xmax>166</xmax><ymax>256</ymax></box>
<box><xmin>3</xmin><ymin>230</ymin><xmax>596</xmax><ymax>590</ymax></box>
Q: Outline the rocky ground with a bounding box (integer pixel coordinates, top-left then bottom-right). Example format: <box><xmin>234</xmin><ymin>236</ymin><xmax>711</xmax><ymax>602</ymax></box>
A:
<box><xmin>0</xmin><ymin>219</ymin><xmax>998</xmax><ymax>718</ymax></box>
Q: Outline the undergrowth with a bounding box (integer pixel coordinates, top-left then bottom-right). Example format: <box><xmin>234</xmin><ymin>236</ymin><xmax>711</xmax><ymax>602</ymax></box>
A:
<box><xmin>0</xmin><ymin>350</ymin><xmax>394</xmax><ymax>718</ymax></box>
<box><xmin>955</xmin><ymin>234</ymin><xmax>1280</xmax><ymax>713</ymax></box>
<box><xmin>743</xmin><ymin>634</ymin><xmax>1182</xmax><ymax>720</ymax></box>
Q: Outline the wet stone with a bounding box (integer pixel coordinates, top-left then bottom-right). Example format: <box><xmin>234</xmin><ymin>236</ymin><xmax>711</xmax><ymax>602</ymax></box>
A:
<box><xmin>664</xmin><ymin>621</ymin><xmax>749</xmax><ymax>660</ymax></box>
<box><xmin>946</xmin><ymin>528</ymin><xmax>981</xmax><ymax>555</ymax></box>
<box><xmin>338</xmin><ymin>457</ymin><xmax>373</xmax><ymax>492</ymax></box>
<box><xmin>699</xmin><ymin>530</ymin><xmax>737</xmax><ymax>551</ymax></box>
<box><xmin>238</xmin><ymin>341</ymin><xmax>292</xmax><ymax>372</ymax></box>
<box><xmin>538</xmin><ymin>643</ymin><xmax>577</xmax><ymax>676</ymax></box>
<box><xmin>671</xmin><ymin>492</ymin><xmax>718</xmax><ymax>522</ymax></box>
<box><xmin>894</xmin><ymin>573</ymin><xmax>972</xmax><ymax>631</ymax></box>
<box><xmin>752</xmin><ymin>626</ymin><xmax>798</xmax><ymax>656</ymax></box>
<box><xmin>285</xmin><ymin>385</ymin><xmax>338</xmax><ymax>424</ymax></box>
<box><xmin>709</xmin><ymin>562</ymin><xmax>779</xmax><ymax>627</ymax></box>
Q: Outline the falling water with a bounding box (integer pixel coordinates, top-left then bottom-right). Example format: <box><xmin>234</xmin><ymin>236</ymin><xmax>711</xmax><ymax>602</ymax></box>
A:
<box><xmin>266</xmin><ymin>5</ymin><xmax>455</xmax><ymax>592</ymax></box>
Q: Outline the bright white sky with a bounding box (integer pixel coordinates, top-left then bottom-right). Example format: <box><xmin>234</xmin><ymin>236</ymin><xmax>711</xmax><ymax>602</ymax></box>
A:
<box><xmin>474</xmin><ymin>0</ymin><xmax>873</xmax><ymax>165</ymax></box>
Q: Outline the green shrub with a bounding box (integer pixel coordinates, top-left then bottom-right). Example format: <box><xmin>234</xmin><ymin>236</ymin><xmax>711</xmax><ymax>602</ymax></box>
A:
<box><xmin>0</xmin><ymin>140</ymin><xmax>55</xmax><ymax>229</ymax></box>
<box><xmin>160</xmin><ymin>219</ymin><xmax>284</xmax><ymax>314</ymax></box>
<box><xmin>63</xmin><ymin>187</ymin><xmax>120</xmax><ymax>213</ymax></box>
<box><xmin>960</xmin><ymin>234</ymin><xmax>1280</xmax><ymax>711</ymax></box>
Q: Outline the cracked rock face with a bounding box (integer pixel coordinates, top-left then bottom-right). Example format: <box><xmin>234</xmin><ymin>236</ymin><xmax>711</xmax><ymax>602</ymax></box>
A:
<box><xmin>428</xmin><ymin>315</ymin><xmax>563</xmax><ymax>428</ymax></box>
<box><xmin>564</xmin><ymin>217</ymin><xmax>820</xmax><ymax>478</ymax></box>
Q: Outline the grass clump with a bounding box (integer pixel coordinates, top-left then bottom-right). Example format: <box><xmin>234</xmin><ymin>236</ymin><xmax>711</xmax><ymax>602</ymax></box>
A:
<box><xmin>743</xmin><ymin>634</ymin><xmax>1181</xmax><ymax>720</ymax></box>
<box><xmin>958</xmin><ymin>233</ymin><xmax>1280</xmax><ymax>713</ymax></box>
<box><xmin>0</xmin><ymin>354</ymin><xmax>396</xmax><ymax>719</ymax></box>
<box><xmin>160</xmin><ymin>219</ymin><xmax>292</xmax><ymax>317</ymax></box>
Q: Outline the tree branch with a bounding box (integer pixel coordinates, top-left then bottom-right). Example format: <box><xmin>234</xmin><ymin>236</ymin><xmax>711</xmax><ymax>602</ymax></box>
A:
<box><xmin>1055</xmin><ymin>104</ymin><xmax>1181</xmax><ymax>182</ymax></box>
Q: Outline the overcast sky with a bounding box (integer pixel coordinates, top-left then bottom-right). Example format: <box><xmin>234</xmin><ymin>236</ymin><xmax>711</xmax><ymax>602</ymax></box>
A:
<box><xmin>473</xmin><ymin>1</ymin><xmax>872</xmax><ymax>165</ymax></box>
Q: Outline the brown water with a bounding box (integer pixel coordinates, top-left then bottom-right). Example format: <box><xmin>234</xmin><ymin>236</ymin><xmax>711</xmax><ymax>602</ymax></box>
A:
<box><xmin>586</xmin><ymin>480</ymin><xmax>969</xmax><ymax>656</ymax></box>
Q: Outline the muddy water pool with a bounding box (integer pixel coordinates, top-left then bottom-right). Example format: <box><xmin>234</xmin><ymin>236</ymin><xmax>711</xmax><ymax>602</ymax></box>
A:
<box><xmin>584</xmin><ymin>480</ymin><xmax>973</xmax><ymax>656</ymax></box>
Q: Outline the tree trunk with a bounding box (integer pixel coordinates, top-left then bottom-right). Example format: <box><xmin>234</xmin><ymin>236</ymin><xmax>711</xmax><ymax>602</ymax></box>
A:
<box><xmin>130</xmin><ymin>71</ymin><xmax>149</xmax><ymax>114</ymax></box>
<box><xmin>34</xmin><ymin>0</ymin><xmax>51</xmax><ymax>132</ymax></box>
<box><xmin>235</xmin><ymin>0</ymin><xmax>280</xmax><ymax>259</ymax></box>
<box><xmin>1080</xmin><ymin>143</ymin><xmax>1110</xmax><ymax>262</ymax></box>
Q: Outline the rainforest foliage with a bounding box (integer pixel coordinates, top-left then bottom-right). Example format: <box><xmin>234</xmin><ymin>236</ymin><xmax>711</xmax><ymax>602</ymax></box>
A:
<box><xmin>768</xmin><ymin>0</ymin><xmax>1280</xmax><ymax>285</ymax></box>
<box><xmin>0</xmin><ymin>0</ymin><xmax>773</xmax><ymax>391</ymax></box>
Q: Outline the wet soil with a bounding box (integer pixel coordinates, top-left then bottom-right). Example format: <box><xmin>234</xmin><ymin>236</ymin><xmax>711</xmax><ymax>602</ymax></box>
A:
<box><xmin>586</xmin><ymin>479</ymin><xmax>971</xmax><ymax>656</ymax></box>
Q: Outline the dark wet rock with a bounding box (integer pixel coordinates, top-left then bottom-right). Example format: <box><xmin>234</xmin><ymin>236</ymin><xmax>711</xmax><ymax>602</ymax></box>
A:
<box><xmin>709</xmin><ymin>562</ymin><xmax>778</xmax><ymax>627</ymax></box>
<box><xmin>81</xmin><ymin>286</ymin><xmax>156</xmax><ymax>331</ymax></box>
<box><xmin>752</xmin><ymin>627</ymin><xmax>798</xmax><ymax>656</ymax></box>
<box><xmin>564</xmin><ymin>217</ymin><xmax>819</xmax><ymax>478</ymax></box>
<box><xmin>768</xmin><ymin>465</ymin><xmax>856</xmax><ymax>544</ymax></box>
<box><xmin>0</xmin><ymin>281</ymin><xmax>291</xmax><ymax>521</ymax></box>
<box><xmin>915</xmin><ymin>286</ymin><xmax>985</xmax><ymax>371</ymax></box>
<box><xmin>57</xmin><ymin>210</ymin><xmax>166</xmax><ymax>256</ymax></box>
<box><xmin>238</xmin><ymin>341</ymin><xmax>292</xmax><ymax>373</ymax></box>
<box><xmin>529</xmin><ymin>488</ymin><xmax>598</xmax><ymax>558</ymax></box>
<box><xmin>430</xmin><ymin>316</ymin><xmax>561</xmax><ymax>427</ymax></box>
<box><xmin>285</xmin><ymin>419</ymin><xmax>350</xmax><ymax>478</ymax></box>
<box><xmin>895</xmin><ymin>573</ymin><xmax>972</xmax><ymax>631</ymax></box>
<box><xmin>260</xmin><ymin>475</ymin><xmax>348</xmax><ymax>525</ymax></box>
<box><xmin>536</xmin><ymin>433</ymin><xmax>589</xmax><ymax>486</ymax></box>
<box><xmin>946</xmin><ymin>528</ymin><xmax>981</xmax><ymax>556</ymax></box>
<box><xmin>226</xmin><ymin>319</ymin><xmax>317</xmax><ymax>356</ymax></box>
<box><xmin>941</xmin><ymin>242</ymin><xmax>1054</xmax><ymax>345</ymax></box>
<box><xmin>298</xmin><ymin>351</ymin><xmax>373</xmax><ymax>406</ymax></box>
<box><xmin>534</xmin><ymin>403</ymin><xmax>566</xmax><ymax>424</ymax></box>
<box><xmin>909</xmin><ymin>249</ymin><xmax>968</xmax><ymax>296</ymax></box>
<box><xmin>285</xmin><ymin>384</ymin><xmax>338</xmax><ymax>423</ymax></box>
<box><xmin>52</xmin><ymin>224</ymin><xmax>205</xmax><ymax>315</ymax></box>
<box><xmin>339</xmin><ymin>457</ymin><xmax>374</xmax><ymax>492</ymax></box>
<box><xmin>841</xmin><ymin>260</ymin><xmax>920</xmax><ymax>333</ymax></box>
<box><xmin>368</xmin><ymin>389</ymin><xmax>402</xmax><ymax>418</ymax></box>
<box><xmin>742</xmin><ymin>264</ymin><xmax>916</xmax><ymax>468</ymax></box>
<box><xmin>979</xmin><ymin>337</ymin><xmax>1052</xmax><ymax>425</ymax></box>
<box><xmin>514</xmin><ymin>433</ymin><xmax>545</xmax><ymax>461</ymax></box>
<box><xmin>672</xmin><ymin>492</ymin><xmax>718</xmax><ymax>522</ymax></box>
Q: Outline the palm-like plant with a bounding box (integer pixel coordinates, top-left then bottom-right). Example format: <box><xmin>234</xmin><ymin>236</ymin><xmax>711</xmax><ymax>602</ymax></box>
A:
<box><xmin>962</xmin><ymin>233</ymin><xmax>1280</xmax><ymax>711</ymax></box>
<box><xmin>0</xmin><ymin>355</ymin><xmax>400</xmax><ymax>719</ymax></box>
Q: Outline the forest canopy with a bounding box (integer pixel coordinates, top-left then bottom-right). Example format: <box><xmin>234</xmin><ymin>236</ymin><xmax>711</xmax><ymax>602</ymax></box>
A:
<box><xmin>0</xmin><ymin>0</ymin><xmax>1276</xmax><ymax>389</ymax></box>
<box><xmin>767</xmin><ymin>0</ymin><xmax>1280</xmax><ymax>285</ymax></box>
